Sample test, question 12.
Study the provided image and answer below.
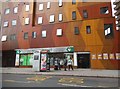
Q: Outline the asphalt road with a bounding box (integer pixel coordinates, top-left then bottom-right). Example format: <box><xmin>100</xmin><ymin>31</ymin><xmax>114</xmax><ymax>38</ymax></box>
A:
<box><xmin>1</xmin><ymin>74</ymin><xmax>119</xmax><ymax>88</ymax></box>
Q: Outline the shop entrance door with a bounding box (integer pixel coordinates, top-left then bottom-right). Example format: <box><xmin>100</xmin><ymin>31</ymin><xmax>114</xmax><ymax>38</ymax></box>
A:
<box><xmin>77</xmin><ymin>53</ymin><xmax>90</xmax><ymax>68</ymax></box>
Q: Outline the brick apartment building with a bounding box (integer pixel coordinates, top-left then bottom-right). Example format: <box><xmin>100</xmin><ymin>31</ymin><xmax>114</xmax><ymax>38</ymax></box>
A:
<box><xmin>0</xmin><ymin>0</ymin><xmax>120</xmax><ymax>69</ymax></box>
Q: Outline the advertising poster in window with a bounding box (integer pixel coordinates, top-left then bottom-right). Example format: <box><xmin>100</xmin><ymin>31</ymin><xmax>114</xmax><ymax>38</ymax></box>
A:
<box><xmin>92</xmin><ymin>54</ymin><xmax>96</xmax><ymax>60</ymax></box>
<box><xmin>110</xmin><ymin>53</ymin><xmax>115</xmax><ymax>60</ymax></box>
<box><xmin>103</xmin><ymin>53</ymin><xmax>108</xmax><ymax>60</ymax></box>
<box><xmin>98</xmin><ymin>54</ymin><xmax>102</xmax><ymax>60</ymax></box>
<box><xmin>41</xmin><ymin>54</ymin><xmax>47</xmax><ymax>71</ymax></box>
<box><xmin>116</xmin><ymin>53</ymin><xmax>120</xmax><ymax>60</ymax></box>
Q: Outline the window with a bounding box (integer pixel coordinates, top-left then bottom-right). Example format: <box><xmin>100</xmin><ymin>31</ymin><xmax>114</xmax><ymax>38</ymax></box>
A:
<box><xmin>49</xmin><ymin>15</ymin><xmax>55</xmax><ymax>23</ymax></box>
<box><xmin>86</xmin><ymin>26</ymin><xmax>91</xmax><ymax>34</ymax></box>
<box><xmin>83</xmin><ymin>10</ymin><xmax>88</xmax><ymax>18</ymax></box>
<box><xmin>25</xmin><ymin>18</ymin><xmax>30</xmax><ymax>25</ymax></box>
<box><xmin>12</xmin><ymin>20</ymin><xmax>17</xmax><ymax>26</ymax></box>
<box><xmin>56</xmin><ymin>29</ymin><xmax>62</xmax><ymax>36</ymax></box>
<box><xmin>104</xmin><ymin>24</ymin><xmax>114</xmax><ymax>38</ymax></box>
<box><xmin>39</xmin><ymin>3</ymin><xmax>43</xmax><ymax>11</ymax></box>
<box><xmin>1</xmin><ymin>35</ymin><xmax>7</xmax><ymax>42</ymax></box>
<box><xmin>58</xmin><ymin>0</ymin><xmax>63</xmax><ymax>7</ymax></box>
<box><xmin>32</xmin><ymin>32</ymin><xmax>37</xmax><ymax>38</ymax></box>
<box><xmin>25</xmin><ymin>5</ymin><xmax>30</xmax><ymax>11</ymax></box>
<box><xmin>14</xmin><ymin>7</ymin><xmax>18</xmax><ymax>13</ymax></box>
<box><xmin>72</xmin><ymin>0</ymin><xmax>76</xmax><ymax>4</ymax></box>
<box><xmin>42</xmin><ymin>30</ymin><xmax>47</xmax><ymax>38</ymax></box>
<box><xmin>38</xmin><ymin>17</ymin><xmax>43</xmax><ymax>24</ymax></box>
<box><xmin>24</xmin><ymin>32</ymin><xmax>28</xmax><ymax>39</ymax></box>
<box><xmin>100</xmin><ymin>7</ymin><xmax>109</xmax><ymax>14</ymax></box>
<box><xmin>74</xmin><ymin>27</ymin><xmax>79</xmax><ymax>35</ymax></box>
<box><xmin>58</xmin><ymin>14</ymin><xmax>63</xmax><ymax>22</ymax></box>
<box><xmin>10</xmin><ymin>34</ymin><xmax>16</xmax><ymax>40</ymax></box>
<box><xmin>3</xmin><ymin>21</ymin><xmax>9</xmax><ymax>27</ymax></box>
<box><xmin>5</xmin><ymin>8</ymin><xmax>10</xmax><ymax>14</ymax></box>
<box><xmin>47</xmin><ymin>2</ymin><xmax>51</xmax><ymax>9</ymax></box>
<box><xmin>72</xmin><ymin>11</ymin><xmax>76</xmax><ymax>20</ymax></box>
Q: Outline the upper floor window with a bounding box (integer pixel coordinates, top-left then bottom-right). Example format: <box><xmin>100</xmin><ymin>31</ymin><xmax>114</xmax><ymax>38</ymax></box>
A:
<box><xmin>38</xmin><ymin>17</ymin><xmax>43</xmax><ymax>24</ymax></box>
<box><xmin>86</xmin><ymin>26</ymin><xmax>91</xmax><ymax>34</ymax></box>
<box><xmin>39</xmin><ymin>3</ymin><xmax>43</xmax><ymax>11</ymax></box>
<box><xmin>74</xmin><ymin>27</ymin><xmax>79</xmax><ymax>35</ymax></box>
<box><xmin>47</xmin><ymin>2</ymin><xmax>51</xmax><ymax>9</ymax></box>
<box><xmin>12</xmin><ymin>20</ymin><xmax>17</xmax><ymax>26</ymax></box>
<box><xmin>72</xmin><ymin>0</ymin><xmax>76</xmax><ymax>4</ymax></box>
<box><xmin>25</xmin><ymin>5</ymin><xmax>30</xmax><ymax>12</ymax></box>
<box><xmin>72</xmin><ymin>11</ymin><xmax>76</xmax><ymax>20</ymax></box>
<box><xmin>3</xmin><ymin>21</ymin><xmax>9</xmax><ymax>27</ymax></box>
<box><xmin>100</xmin><ymin>7</ymin><xmax>109</xmax><ymax>14</ymax></box>
<box><xmin>104</xmin><ymin>24</ymin><xmax>114</xmax><ymax>38</ymax></box>
<box><xmin>5</xmin><ymin>8</ymin><xmax>10</xmax><ymax>14</ymax></box>
<box><xmin>25</xmin><ymin>18</ymin><xmax>30</xmax><ymax>25</ymax></box>
<box><xmin>10</xmin><ymin>34</ymin><xmax>16</xmax><ymax>40</ymax></box>
<box><xmin>58</xmin><ymin>14</ymin><xmax>63</xmax><ymax>22</ymax></box>
<box><xmin>42</xmin><ymin>30</ymin><xmax>47</xmax><ymax>38</ymax></box>
<box><xmin>49</xmin><ymin>15</ymin><xmax>55</xmax><ymax>23</ymax></box>
<box><xmin>83</xmin><ymin>10</ymin><xmax>88</xmax><ymax>18</ymax></box>
<box><xmin>1</xmin><ymin>35</ymin><xmax>7</xmax><ymax>42</ymax></box>
<box><xmin>14</xmin><ymin>7</ymin><xmax>18</xmax><ymax>13</ymax></box>
<box><xmin>58</xmin><ymin>0</ymin><xmax>63</xmax><ymax>7</ymax></box>
<box><xmin>24</xmin><ymin>32</ymin><xmax>28</xmax><ymax>39</ymax></box>
<box><xmin>56</xmin><ymin>28</ymin><xmax>62</xmax><ymax>36</ymax></box>
<box><xmin>32</xmin><ymin>32</ymin><xmax>37</xmax><ymax>38</ymax></box>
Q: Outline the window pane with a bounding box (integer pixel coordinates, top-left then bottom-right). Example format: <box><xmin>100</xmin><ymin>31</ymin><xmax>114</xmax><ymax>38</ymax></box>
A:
<box><xmin>25</xmin><ymin>18</ymin><xmax>30</xmax><ymax>25</ymax></box>
<box><xmin>38</xmin><ymin>17</ymin><xmax>43</xmax><ymax>24</ymax></box>
<box><xmin>58</xmin><ymin>0</ymin><xmax>62</xmax><ymax>7</ymax></box>
<box><xmin>24</xmin><ymin>32</ymin><xmax>28</xmax><ymax>39</ymax></box>
<box><xmin>25</xmin><ymin>5</ymin><xmax>30</xmax><ymax>11</ymax></box>
<box><xmin>49</xmin><ymin>15</ymin><xmax>55</xmax><ymax>23</ymax></box>
<box><xmin>39</xmin><ymin>4</ymin><xmax>43</xmax><ymax>11</ymax></box>
<box><xmin>1</xmin><ymin>35</ymin><xmax>7</xmax><ymax>42</ymax></box>
<box><xmin>32</xmin><ymin>32</ymin><xmax>37</xmax><ymax>38</ymax></box>
<box><xmin>104</xmin><ymin>24</ymin><xmax>113</xmax><ymax>38</ymax></box>
<box><xmin>47</xmin><ymin>2</ymin><xmax>50</xmax><ymax>9</ymax></box>
<box><xmin>4</xmin><ymin>21</ymin><xmax>8</xmax><ymax>27</ymax></box>
<box><xmin>74</xmin><ymin>27</ymin><xmax>79</xmax><ymax>35</ymax></box>
<box><xmin>100</xmin><ymin>7</ymin><xmax>109</xmax><ymax>14</ymax></box>
<box><xmin>42</xmin><ymin>31</ymin><xmax>46</xmax><ymax>37</ymax></box>
<box><xmin>5</xmin><ymin>8</ymin><xmax>10</xmax><ymax>14</ymax></box>
<box><xmin>72</xmin><ymin>11</ymin><xmax>76</xmax><ymax>20</ymax></box>
<box><xmin>10</xmin><ymin>34</ymin><xmax>16</xmax><ymax>40</ymax></box>
<box><xmin>14</xmin><ymin>7</ymin><xmax>18</xmax><ymax>13</ymax></box>
<box><xmin>86</xmin><ymin>26</ymin><xmax>91</xmax><ymax>34</ymax></box>
<box><xmin>56</xmin><ymin>29</ymin><xmax>62</xmax><ymax>36</ymax></box>
<box><xmin>72</xmin><ymin>0</ymin><xmax>76</xmax><ymax>4</ymax></box>
<box><xmin>12</xmin><ymin>20</ymin><xmax>17</xmax><ymax>26</ymax></box>
<box><xmin>83</xmin><ymin>10</ymin><xmax>88</xmax><ymax>18</ymax></box>
<box><xmin>59</xmin><ymin>14</ymin><xmax>63</xmax><ymax>22</ymax></box>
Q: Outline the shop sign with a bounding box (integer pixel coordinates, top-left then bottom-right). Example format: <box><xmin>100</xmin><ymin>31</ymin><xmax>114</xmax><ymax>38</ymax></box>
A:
<box><xmin>66</xmin><ymin>47</ymin><xmax>74</xmax><ymax>52</ymax></box>
<box><xmin>16</xmin><ymin>50</ymin><xmax>21</xmax><ymax>54</ymax></box>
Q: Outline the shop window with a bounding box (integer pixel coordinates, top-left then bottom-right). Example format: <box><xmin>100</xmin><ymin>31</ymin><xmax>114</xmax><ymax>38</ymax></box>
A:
<box><xmin>100</xmin><ymin>7</ymin><xmax>109</xmax><ymax>14</ymax></box>
<box><xmin>1</xmin><ymin>35</ymin><xmax>7</xmax><ymax>42</ymax></box>
<box><xmin>104</xmin><ymin>24</ymin><xmax>114</xmax><ymax>38</ymax></box>
<box><xmin>74</xmin><ymin>27</ymin><xmax>79</xmax><ymax>35</ymax></box>
<box><xmin>56</xmin><ymin>28</ymin><xmax>62</xmax><ymax>36</ymax></box>
<box><xmin>5</xmin><ymin>8</ymin><xmax>10</xmax><ymax>14</ymax></box>
<box><xmin>3</xmin><ymin>21</ymin><xmax>9</xmax><ymax>27</ymax></box>
<box><xmin>47</xmin><ymin>2</ymin><xmax>51</xmax><ymax>9</ymax></box>
<box><xmin>58</xmin><ymin>0</ymin><xmax>63</xmax><ymax>7</ymax></box>
<box><xmin>39</xmin><ymin>3</ymin><xmax>43</xmax><ymax>11</ymax></box>
<box><xmin>49</xmin><ymin>15</ymin><xmax>55</xmax><ymax>23</ymax></box>
<box><xmin>42</xmin><ymin>30</ymin><xmax>47</xmax><ymax>38</ymax></box>
<box><xmin>86</xmin><ymin>26</ymin><xmax>91</xmax><ymax>34</ymax></box>
<box><xmin>10</xmin><ymin>34</ymin><xmax>16</xmax><ymax>40</ymax></box>
<box><xmin>83</xmin><ymin>10</ymin><xmax>88</xmax><ymax>18</ymax></box>
<box><xmin>32</xmin><ymin>32</ymin><xmax>37</xmax><ymax>38</ymax></box>
<box><xmin>24</xmin><ymin>32</ymin><xmax>28</xmax><ymax>39</ymax></box>
<box><xmin>14</xmin><ymin>7</ymin><xmax>18</xmax><ymax>13</ymax></box>
<box><xmin>25</xmin><ymin>5</ymin><xmax>30</xmax><ymax>11</ymax></box>
<box><xmin>25</xmin><ymin>18</ymin><xmax>30</xmax><ymax>25</ymax></box>
<box><xmin>38</xmin><ymin>17</ymin><xmax>43</xmax><ymax>24</ymax></box>
<box><xmin>58</xmin><ymin>13</ymin><xmax>63</xmax><ymax>22</ymax></box>
<box><xmin>72</xmin><ymin>11</ymin><xmax>76</xmax><ymax>20</ymax></box>
<box><xmin>72</xmin><ymin>0</ymin><xmax>76</xmax><ymax>4</ymax></box>
<box><xmin>12</xmin><ymin>20</ymin><xmax>17</xmax><ymax>26</ymax></box>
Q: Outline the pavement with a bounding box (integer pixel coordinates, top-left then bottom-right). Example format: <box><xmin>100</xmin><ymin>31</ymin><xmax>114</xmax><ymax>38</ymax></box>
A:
<box><xmin>1</xmin><ymin>67</ymin><xmax>120</xmax><ymax>78</ymax></box>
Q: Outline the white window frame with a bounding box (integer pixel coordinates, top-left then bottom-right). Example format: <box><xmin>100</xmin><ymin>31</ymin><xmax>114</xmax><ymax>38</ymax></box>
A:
<box><xmin>42</xmin><ymin>30</ymin><xmax>47</xmax><ymax>38</ymax></box>
<box><xmin>14</xmin><ymin>7</ymin><xmax>18</xmax><ymax>13</ymax></box>
<box><xmin>56</xmin><ymin>28</ymin><xmax>62</xmax><ymax>36</ymax></box>
<box><xmin>39</xmin><ymin>3</ymin><xmax>43</xmax><ymax>11</ymax></box>
<box><xmin>25</xmin><ymin>18</ymin><xmax>30</xmax><ymax>25</ymax></box>
<box><xmin>1</xmin><ymin>35</ymin><xmax>7</xmax><ymax>42</ymax></box>
<box><xmin>38</xmin><ymin>17</ymin><xmax>43</xmax><ymax>24</ymax></box>
<box><xmin>12</xmin><ymin>20</ymin><xmax>17</xmax><ymax>26</ymax></box>
<box><xmin>25</xmin><ymin>5</ymin><xmax>30</xmax><ymax>12</ymax></box>
<box><xmin>58</xmin><ymin>0</ymin><xmax>63</xmax><ymax>7</ymax></box>
<box><xmin>47</xmin><ymin>2</ymin><xmax>51</xmax><ymax>9</ymax></box>
<box><xmin>3</xmin><ymin>21</ymin><xmax>9</xmax><ymax>27</ymax></box>
<box><xmin>49</xmin><ymin>15</ymin><xmax>55</xmax><ymax>23</ymax></box>
<box><xmin>5</xmin><ymin>8</ymin><xmax>10</xmax><ymax>14</ymax></box>
<box><xmin>58</xmin><ymin>13</ymin><xmax>63</xmax><ymax>22</ymax></box>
